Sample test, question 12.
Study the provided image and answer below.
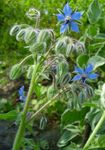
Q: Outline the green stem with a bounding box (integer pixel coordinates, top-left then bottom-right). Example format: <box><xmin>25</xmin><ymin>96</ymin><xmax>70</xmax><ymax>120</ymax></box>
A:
<box><xmin>83</xmin><ymin>111</ymin><xmax>105</xmax><ymax>150</ymax></box>
<box><xmin>29</xmin><ymin>89</ymin><xmax>62</xmax><ymax>121</ymax></box>
<box><xmin>29</xmin><ymin>86</ymin><xmax>70</xmax><ymax>122</ymax></box>
<box><xmin>12</xmin><ymin>63</ymin><xmax>39</xmax><ymax>150</ymax></box>
<box><xmin>12</xmin><ymin>45</ymin><xmax>55</xmax><ymax>150</ymax></box>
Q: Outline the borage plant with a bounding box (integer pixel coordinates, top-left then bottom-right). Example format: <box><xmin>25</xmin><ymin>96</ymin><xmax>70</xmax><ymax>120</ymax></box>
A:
<box><xmin>9</xmin><ymin>1</ymin><xmax>105</xmax><ymax>150</ymax></box>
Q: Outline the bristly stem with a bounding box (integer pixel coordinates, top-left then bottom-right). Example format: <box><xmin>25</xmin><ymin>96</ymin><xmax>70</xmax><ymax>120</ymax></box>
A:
<box><xmin>28</xmin><ymin>87</ymin><xmax>70</xmax><ymax>122</ymax></box>
<box><xmin>83</xmin><ymin>111</ymin><xmax>105</xmax><ymax>150</ymax></box>
<box><xmin>12</xmin><ymin>44</ymin><xmax>55</xmax><ymax>150</ymax></box>
<box><xmin>12</xmin><ymin>47</ymin><xmax>55</xmax><ymax>150</ymax></box>
<box><xmin>12</xmin><ymin>62</ymin><xmax>39</xmax><ymax>150</ymax></box>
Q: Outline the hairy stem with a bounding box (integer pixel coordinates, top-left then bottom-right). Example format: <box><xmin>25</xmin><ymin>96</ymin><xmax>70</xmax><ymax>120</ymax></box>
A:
<box><xmin>12</xmin><ymin>63</ymin><xmax>39</xmax><ymax>150</ymax></box>
<box><xmin>83</xmin><ymin>111</ymin><xmax>105</xmax><ymax>150</ymax></box>
<box><xmin>29</xmin><ymin>86</ymin><xmax>70</xmax><ymax>122</ymax></box>
<box><xmin>29</xmin><ymin>89</ymin><xmax>62</xmax><ymax>121</ymax></box>
<box><xmin>12</xmin><ymin>45</ymin><xmax>56</xmax><ymax>150</ymax></box>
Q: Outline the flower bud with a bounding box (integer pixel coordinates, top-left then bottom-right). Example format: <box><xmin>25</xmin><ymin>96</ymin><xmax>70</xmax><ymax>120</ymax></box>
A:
<box><xmin>27</xmin><ymin>65</ymin><xmax>34</xmax><ymax>79</ymax></box>
<box><xmin>16</xmin><ymin>29</ymin><xmax>26</xmax><ymax>41</ymax></box>
<box><xmin>55</xmin><ymin>36</ymin><xmax>73</xmax><ymax>56</ymax></box>
<box><xmin>37</xmin><ymin>29</ymin><xmax>54</xmax><ymax>45</ymax></box>
<box><xmin>39</xmin><ymin>116</ymin><xmax>47</xmax><ymax>130</ymax></box>
<box><xmin>10</xmin><ymin>25</ymin><xmax>21</xmax><ymax>36</ymax></box>
<box><xmin>24</xmin><ymin>27</ymin><xmax>39</xmax><ymax>44</ymax></box>
<box><xmin>26</xmin><ymin>8</ymin><xmax>40</xmax><ymax>20</ymax></box>
<box><xmin>29</xmin><ymin>42</ymin><xmax>46</xmax><ymax>54</ymax></box>
<box><xmin>10</xmin><ymin>64</ymin><xmax>22</xmax><ymax>80</ymax></box>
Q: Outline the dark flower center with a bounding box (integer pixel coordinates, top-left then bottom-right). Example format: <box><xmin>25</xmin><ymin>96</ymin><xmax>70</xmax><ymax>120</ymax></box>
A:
<box><xmin>65</xmin><ymin>16</ymin><xmax>71</xmax><ymax>24</ymax></box>
<box><xmin>81</xmin><ymin>74</ymin><xmax>87</xmax><ymax>83</ymax></box>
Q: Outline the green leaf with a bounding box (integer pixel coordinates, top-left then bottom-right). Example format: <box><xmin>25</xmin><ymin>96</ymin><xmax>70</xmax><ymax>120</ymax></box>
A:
<box><xmin>76</xmin><ymin>54</ymin><xmax>89</xmax><ymax>67</ymax></box>
<box><xmin>85</xmin><ymin>108</ymin><xmax>102</xmax><ymax>130</ymax></box>
<box><xmin>64</xmin><ymin>124</ymin><xmax>81</xmax><ymax>133</ymax></box>
<box><xmin>88</xmin><ymin>135</ymin><xmax>105</xmax><ymax>149</ymax></box>
<box><xmin>57</xmin><ymin>130</ymin><xmax>79</xmax><ymax>147</ymax></box>
<box><xmin>87</xmin><ymin>0</ymin><xmax>102</xmax><ymax>24</ymax></box>
<box><xmin>94</xmin><ymin>33</ymin><xmax>105</xmax><ymax>40</ymax></box>
<box><xmin>88</xmin><ymin>42</ymin><xmax>104</xmax><ymax>52</ymax></box>
<box><xmin>0</xmin><ymin>110</ymin><xmax>18</xmax><ymax>120</ymax></box>
<box><xmin>86</xmin><ymin>25</ymin><xmax>99</xmax><ymax>39</ymax></box>
<box><xmin>47</xmin><ymin>85</ymin><xmax>57</xmax><ymax>99</ymax></box>
<box><xmin>61</xmin><ymin>107</ymin><xmax>89</xmax><ymax>126</ymax></box>
<box><xmin>88</xmin><ymin>55</ymin><xmax>105</xmax><ymax>70</ymax></box>
<box><xmin>63</xmin><ymin>143</ymin><xmax>82</xmax><ymax>150</ymax></box>
<box><xmin>34</xmin><ymin>84</ymin><xmax>42</xmax><ymax>98</ymax></box>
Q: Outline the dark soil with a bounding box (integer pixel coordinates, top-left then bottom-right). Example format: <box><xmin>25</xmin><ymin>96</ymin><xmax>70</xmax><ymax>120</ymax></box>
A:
<box><xmin>0</xmin><ymin>119</ymin><xmax>60</xmax><ymax>150</ymax></box>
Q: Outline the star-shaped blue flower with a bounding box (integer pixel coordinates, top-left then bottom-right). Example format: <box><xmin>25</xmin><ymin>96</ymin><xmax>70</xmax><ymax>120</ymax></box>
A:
<box><xmin>18</xmin><ymin>86</ymin><xmax>26</xmax><ymax>102</ymax></box>
<box><xmin>57</xmin><ymin>3</ymin><xmax>82</xmax><ymax>33</ymax></box>
<box><xmin>72</xmin><ymin>64</ymin><xmax>98</xmax><ymax>83</ymax></box>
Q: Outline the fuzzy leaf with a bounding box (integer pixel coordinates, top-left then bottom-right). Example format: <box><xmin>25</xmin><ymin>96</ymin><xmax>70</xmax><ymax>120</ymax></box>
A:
<box><xmin>88</xmin><ymin>55</ymin><xmax>105</xmax><ymax>70</ymax></box>
<box><xmin>76</xmin><ymin>54</ymin><xmax>89</xmax><ymax>67</ymax></box>
<box><xmin>87</xmin><ymin>0</ymin><xmax>102</xmax><ymax>24</ymax></box>
<box><xmin>61</xmin><ymin>107</ymin><xmax>89</xmax><ymax>126</ymax></box>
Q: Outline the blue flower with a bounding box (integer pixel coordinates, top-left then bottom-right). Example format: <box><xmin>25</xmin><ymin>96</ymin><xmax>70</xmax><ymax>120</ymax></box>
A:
<box><xmin>57</xmin><ymin>3</ymin><xmax>82</xmax><ymax>33</ymax></box>
<box><xmin>18</xmin><ymin>86</ymin><xmax>26</xmax><ymax>102</ymax></box>
<box><xmin>72</xmin><ymin>64</ymin><xmax>98</xmax><ymax>83</ymax></box>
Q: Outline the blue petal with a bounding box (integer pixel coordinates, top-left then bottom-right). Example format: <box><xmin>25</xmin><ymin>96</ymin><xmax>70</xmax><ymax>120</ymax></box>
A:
<box><xmin>60</xmin><ymin>23</ymin><xmax>68</xmax><ymax>33</ymax></box>
<box><xmin>74</xmin><ymin>67</ymin><xmax>84</xmax><ymax>74</ymax></box>
<box><xmin>72</xmin><ymin>74</ymin><xmax>81</xmax><ymax>81</ymax></box>
<box><xmin>18</xmin><ymin>86</ymin><xmax>24</xmax><ymax>96</ymax></box>
<box><xmin>63</xmin><ymin>3</ymin><xmax>72</xmax><ymax>16</ymax></box>
<box><xmin>71</xmin><ymin>21</ymin><xmax>79</xmax><ymax>32</ymax></box>
<box><xmin>57</xmin><ymin>14</ymin><xmax>65</xmax><ymax>21</ymax></box>
<box><xmin>71</xmin><ymin>12</ymin><xmax>82</xmax><ymax>20</ymax></box>
<box><xmin>88</xmin><ymin>73</ymin><xmax>98</xmax><ymax>79</ymax></box>
<box><xmin>18</xmin><ymin>86</ymin><xmax>26</xmax><ymax>102</ymax></box>
<box><xmin>85</xmin><ymin>64</ymin><xmax>93</xmax><ymax>74</ymax></box>
<box><xmin>19</xmin><ymin>95</ymin><xmax>26</xmax><ymax>102</ymax></box>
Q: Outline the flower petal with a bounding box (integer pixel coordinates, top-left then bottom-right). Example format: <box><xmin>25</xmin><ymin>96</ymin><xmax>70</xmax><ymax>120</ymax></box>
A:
<box><xmin>85</xmin><ymin>64</ymin><xmax>93</xmax><ymax>73</ymax></box>
<box><xmin>19</xmin><ymin>95</ymin><xmax>26</xmax><ymax>102</ymax></box>
<box><xmin>88</xmin><ymin>73</ymin><xmax>98</xmax><ymax>79</ymax></box>
<box><xmin>60</xmin><ymin>23</ymin><xmax>68</xmax><ymax>33</ymax></box>
<box><xmin>18</xmin><ymin>86</ymin><xmax>24</xmax><ymax>96</ymax></box>
<box><xmin>57</xmin><ymin>14</ymin><xmax>65</xmax><ymax>21</ymax></box>
<box><xmin>18</xmin><ymin>86</ymin><xmax>26</xmax><ymax>102</ymax></box>
<box><xmin>71</xmin><ymin>12</ymin><xmax>82</xmax><ymax>20</ymax></box>
<box><xmin>72</xmin><ymin>74</ymin><xmax>81</xmax><ymax>81</ymax></box>
<box><xmin>74</xmin><ymin>67</ymin><xmax>84</xmax><ymax>74</ymax></box>
<box><xmin>63</xmin><ymin>3</ymin><xmax>72</xmax><ymax>16</ymax></box>
<box><xmin>71</xmin><ymin>21</ymin><xmax>79</xmax><ymax>32</ymax></box>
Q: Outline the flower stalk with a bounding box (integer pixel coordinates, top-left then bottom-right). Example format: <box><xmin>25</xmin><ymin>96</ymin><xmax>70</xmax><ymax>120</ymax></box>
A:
<box><xmin>12</xmin><ymin>63</ymin><xmax>39</xmax><ymax>150</ymax></box>
<box><xmin>28</xmin><ymin>86</ymin><xmax>70</xmax><ymax>122</ymax></box>
<box><xmin>12</xmin><ymin>43</ymin><xmax>55</xmax><ymax>150</ymax></box>
<box><xmin>83</xmin><ymin>111</ymin><xmax>105</xmax><ymax>149</ymax></box>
